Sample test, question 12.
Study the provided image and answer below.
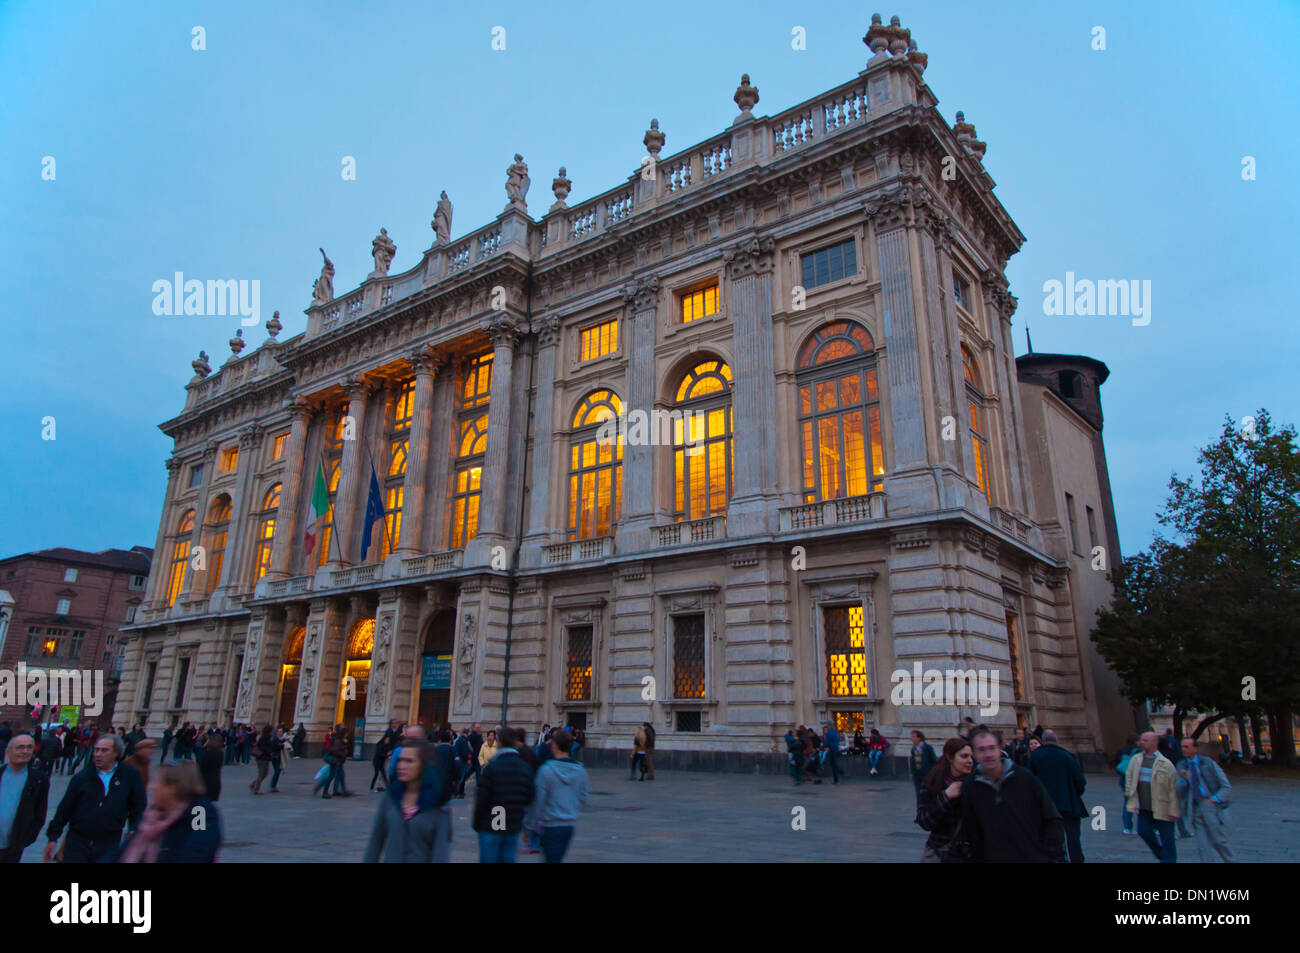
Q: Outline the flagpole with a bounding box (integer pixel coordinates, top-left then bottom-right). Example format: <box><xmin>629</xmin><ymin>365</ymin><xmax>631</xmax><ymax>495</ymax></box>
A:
<box><xmin>361</xmin><ymin>439</ymin><xmax>391</xmax><ymax>562</ymax></box>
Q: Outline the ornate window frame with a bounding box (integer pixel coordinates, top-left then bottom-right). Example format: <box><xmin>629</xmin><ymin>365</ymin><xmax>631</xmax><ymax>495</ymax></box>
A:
<box><xmin>654</xmin><ymin>583</ymin><xmax>720</xmax><ymax>730</ymax></box>
<box><xmin>549</xmin><ymin>594</ymin><xmax>607</xmax><ymax>723</ymax></box>
<box><xmin>803</xmin><ymin>571</ymin><xmax>880</xmax><ymax>719</ymax></box>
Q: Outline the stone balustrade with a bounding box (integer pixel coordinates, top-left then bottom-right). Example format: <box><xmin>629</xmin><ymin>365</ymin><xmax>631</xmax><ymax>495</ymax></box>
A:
<box><xmin>653</xmin><ymin>515</ymin><xmax>727</xmax><ymax>548</ymax></box>
<box><xmin>778</xmin><ymin>491</ymin><xmax>886</xmax><ymax>532</ymax></box>
<box><xmin>545</xmin><ymin>536</ymin><xmax>613</xmax><ymax>565</ymax></box>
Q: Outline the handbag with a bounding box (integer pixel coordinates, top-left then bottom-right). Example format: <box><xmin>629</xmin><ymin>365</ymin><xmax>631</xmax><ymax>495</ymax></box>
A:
<box><xmin>938</xmin><ymin>819</ymin><xmax>973</xmax><ymax>863</ymax></box>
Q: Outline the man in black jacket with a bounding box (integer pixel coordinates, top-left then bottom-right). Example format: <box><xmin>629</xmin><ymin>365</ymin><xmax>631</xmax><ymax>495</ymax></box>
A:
<box><xmin>43</xmin><ymin>733</ymin><xmax>146</xmax><ymax>863</ymax></box>
<box><xmin>0</xmin><ymin>734</ymin><xmax>50</xmax><ymax>862</ymax></box>
<box><xmin>473</xmin><ymin>726</ymin><xmax>535</xmax><ymax>863</ymax></box>
<box><xmin>1029</xmin><ymin>729</ymin><xmax>1088</xmax><ymax>862</ymax></box>
<box><xmin>962</xmin><ymin>726</ymin><xmax>1065</xmax><ymax>863</ymax></box>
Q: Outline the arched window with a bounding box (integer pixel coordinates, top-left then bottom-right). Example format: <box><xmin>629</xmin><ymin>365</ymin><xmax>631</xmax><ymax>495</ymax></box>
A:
<box><xmin>347</xmin><ymin>618</ymin><xmax>375</xmax><ymax>659</ymax></box>
<box><xmin>205</xmin><ymin>495</ymin><xmax>232</xmax><ymax>594</ymax></box>
<box><xmin>673</xmin><ymin>360</ymin><xmax>733</xmax><ymax>521</ymax></box>
<box><xmin>317</xmin><ymin>404</ymin><xmax>347</xmax><ymax>567</ymax></box>
<box><xmin>450</xmin><ymin>353</ymin><xmax>492</xmax><ymax>549</ymax></box>
<box><xmin>962</xmin><ymin>346</ymin><xmax>990</xmax><ymax>499</ymax></box>
<box><xmin>253</xmin><ymin>484</ymin><xmax>280</xmax><ymax>582</ymax></box>
<box><xmin>796</xmin><ymin>321</ymin><xmax>883</xmax><ymax>502</ymax></box>
<box><xmin>165</xmin><ymin>509</ymin><xmax>195</xmax><ymax>606</ymax></box>
<box><xmin>568</xmin><ymin>390</ymin><xmax>623</xmax><ymax>540</ymax></box>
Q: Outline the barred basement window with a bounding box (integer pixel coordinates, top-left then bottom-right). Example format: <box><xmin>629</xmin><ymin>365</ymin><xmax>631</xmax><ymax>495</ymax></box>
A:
<box><xmin>676</xmin><ymin>711</ymin><xmax>702</xmax><ymax>732</ymax></box>
<box><xmin>565</xmin><ymin>626</ymin><xmax>593</xmax><ymax>702</ymax></box>
<box><xmin>672</xmin><ymin>613</ymin><xmax>706</xmax><ymax>699</ymax></box>
<box><xmin>824</xmin><ymin>605</ymin><xmax>868</xmax><ymax>696</ymax></box>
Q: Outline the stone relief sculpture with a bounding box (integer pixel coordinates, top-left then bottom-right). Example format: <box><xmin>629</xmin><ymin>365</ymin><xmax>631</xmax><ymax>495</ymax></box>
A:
<box><xmin>297</xmin><ymin>622</ymin><xmax>322</xmax><ymax>717</ymax></box>
<box><xmin>455</xmin><ymin>612</ymin><xmax>476</xmax><ymax>712</ymax></box>
<box><xmin>367</xmin><ymin>614</ymin><xmax>393</xmax><ymax>716</ymax></box>
<box><xmin>432</xmin><ymin>191</ymin><xmax>453</xmax><ymax>245</ymax></box>
<box><xmin>504</xmin><ymin>154</ymin><xmax>530</xmax><ymax>209</ymax></box>
<box><xmin>370</xmin><ymin>228</ymin><xmax>396</xmax><ymax>277</ymax></box>
<box><xmin>312</xmin><ymin>248</ymin><xmax>334</xmax><ymax>304</ymax></box>
<box><xmin>234</xmin><ymin>624</ymin><xmax>261</xmax><ymax>720</ymax></box>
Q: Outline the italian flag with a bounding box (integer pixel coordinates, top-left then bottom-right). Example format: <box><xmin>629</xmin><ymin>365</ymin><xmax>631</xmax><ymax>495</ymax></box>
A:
<box><xmin>303</xmin><ymin>461</ymin><xmax>329</xmax><ymax>556</ymax></box>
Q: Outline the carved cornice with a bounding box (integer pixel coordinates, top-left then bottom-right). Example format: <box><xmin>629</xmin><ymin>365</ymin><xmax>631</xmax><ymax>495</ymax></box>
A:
<box><xmin>622</xmin><ymin>277</ymin><xmax>660</xmax><ymax>313</ymax></box>
<box><xmin>722</xmin><ymin>234</ymin><xmax>775</xmax><ymax>281</ymax></box>
<box><xmin>532</xmin><ymin>313</ymin><xmax>561</xmax><ymax>348</ymax></box>
<box><xmin>864</xmin><ymin>191</ymin><xmax>908</xmax><ymax>232</ymax></box>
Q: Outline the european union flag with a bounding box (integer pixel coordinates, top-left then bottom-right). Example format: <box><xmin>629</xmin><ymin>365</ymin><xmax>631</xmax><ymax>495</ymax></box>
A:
<box><xmin>361</xmin><ymin>462</ymin><xmax>385</xmax><ymax>560</ymax></box>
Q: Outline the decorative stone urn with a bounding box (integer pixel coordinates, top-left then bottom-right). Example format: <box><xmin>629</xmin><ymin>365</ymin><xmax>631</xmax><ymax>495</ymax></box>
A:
<box><xmin>886</xmin><ymin>16</ymin><xmax>911</xmax><ymax>57</ymax></box>
<box><xmin>733</xmin><ymin>74</ymin><xmax>759</xmax><ymax>118</ymax></box>
<box><xmin>643</xmin><ymin>118</ymin><xmax>665</xmax><ymax>156</ymax></box>
<box><xmin>229</xmin><ymin>328</ymin><xmax>245</xmax><ymax>357</ymax></box>
<box><xmin>551</xmin><ymin>167</ymin><xmax>571</xmax><ymax>206</ymax></box>
<box><xmin>864</xmin><ymin>13</ymin><xmax>890</xmax><ymax>57</ymax></box>
<box><xmin>192</xmin><ymin>350</ymin><xmax>211</xmax><ymax>378</ymax></box>
<box><xmin>266</xmin><ymin>310</ymin><xmax>282</xmax><ymax>340</ymax></box>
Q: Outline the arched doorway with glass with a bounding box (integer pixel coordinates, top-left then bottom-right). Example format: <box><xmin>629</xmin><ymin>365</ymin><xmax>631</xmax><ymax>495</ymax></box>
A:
<box><xmin>415</xmin><ymin>610</ymin><xmax>456</xmax><ymax>731</ymax></box>
<box><xmin>276</xmin><ymin>626</ymin><xmax>305</xmax><ymax>728</ymax></box>
<box><xmin>338</xmin><ymin>618</ymin><xmax>374</xmax><ymax>755</ymax></box>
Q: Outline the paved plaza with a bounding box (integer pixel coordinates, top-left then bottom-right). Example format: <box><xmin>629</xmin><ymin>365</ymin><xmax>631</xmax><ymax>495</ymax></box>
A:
<box><xmin>24</xmin><ymin>761</ymin><xmax>1300</xmax><ymax>863</ymax></box>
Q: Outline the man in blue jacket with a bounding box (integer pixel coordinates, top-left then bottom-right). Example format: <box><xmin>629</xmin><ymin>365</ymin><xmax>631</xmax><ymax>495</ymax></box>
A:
<box><xmin>43</xmin><ymin>734</ymin><xmax>145</xmax><ymax>862</ymax></box>
<box><xmin>1176</xmin><ymin>737</ymin><xmax>1235</xmax><ymax>863</ymax></box>
<box><xmin>1029</xmin><ymin>729</ymin><xmax>1087</xmax><ymax>862</ymax></box>
<box><xmin>524</xmin><ymin>728</ymin><xmax>588</xmax><ymax>862</ymax></box>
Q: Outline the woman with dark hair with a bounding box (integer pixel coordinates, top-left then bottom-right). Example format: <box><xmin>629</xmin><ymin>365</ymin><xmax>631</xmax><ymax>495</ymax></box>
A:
<box><xmin>852</xmin><ymin>729</ymin><xmax>868</xmax><ymax>757</ymax></box>
<box><xmin>199</xmin><ymin>730</ymin><xmax>224</xmax><ymax>802</ymax></box>
<box><xmin>363</xmin><ymin>742</ymin><xmax>451</xmax><ymax>863</ymax></box>
<box><xmin>117</xmin><ymin>761</ymin><xmax>222</xmax><ymax>863</ymax></box>
<box><xmin>915</xmin><ymin>736</ymin><xmax>975</xmax><ymax>863</ymax></box>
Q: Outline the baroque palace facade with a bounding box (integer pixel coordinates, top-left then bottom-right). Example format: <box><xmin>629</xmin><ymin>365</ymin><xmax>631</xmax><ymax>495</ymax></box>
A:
<box><xmin>115</xmin><ymin>15</ymin><xmax>1131</xmax><ymax>762</ymax></box>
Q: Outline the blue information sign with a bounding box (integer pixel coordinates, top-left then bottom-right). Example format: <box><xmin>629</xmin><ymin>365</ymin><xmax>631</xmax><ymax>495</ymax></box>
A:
<box><xmin>421</xmin><ymin>654</ymin><xmax>452</xmax><ymax>690</ymax></box>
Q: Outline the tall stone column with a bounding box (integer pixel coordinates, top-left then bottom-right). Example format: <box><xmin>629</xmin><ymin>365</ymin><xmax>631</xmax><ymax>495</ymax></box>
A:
<box><xmin>268</xmin><ymin>398</ymin><xmax>315</xmax><ymax>578</ymax></box>
<box><xmin>614</xmin><ymin>278</ymin><xmax>659</xmax><ymax>553</ymax></box>
<box><xmin>221</xmin><ymin>425</ymin><xmax>265</xmax><ymax>596</ymax></box>
<box><xmin>145</xmin><ymin>457</ymin><xmax>183</xmax><ymax>607</ymax></box>
<box><xmin>523</xmin><ymin>314</ymin><xmax>561</xmax><ymax>565</ymax></box>
<box><xmin>868</xmin><ymin>190</ymin><xmax>938</xmax><ymax>514</ymax></box>
<box><xmin>330</xmin><ymin>375</ymin><xmax>375</xmax><ymax>568</ymax></box>
<box><xmin>465</xmin><ymin>317</ymin><xmax>519</xmax><ymax>565</ymax></box>
<box><xmin>914</xmin><ymin>203</ymin><xmax>966</xmax><ymax>500</ymax></box>
<box><xmin>723</xmin><ymin>234</ymin><xmax>778</xmax><ymax>536</ymax></box>
<box><xmin>982</xmin><ymin>273</ymin><xmax>1028</xmax><ymax>515</ymax></box>
<box><xmin>396</xmin><ymin>349</ymin><xmax>443</xmax><ymax>556</ymax></box>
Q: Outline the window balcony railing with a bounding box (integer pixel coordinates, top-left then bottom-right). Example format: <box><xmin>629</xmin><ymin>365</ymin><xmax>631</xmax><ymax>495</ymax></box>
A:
<box><xmin>654</xmin><ymin>515</ymin><xmax>727</xmax><ymax>548</ymax></box>
<box><xmin>545</xmin><ymin>536</ymin><xmax>614</xmax><ymax>565</ymax></box>
<box><xmin>402</xmin><ymin>549</ymin><xmax>464</xmax><ymax>577</ymax></box>
<box><xmin>778</xmin><ymin>491</ymin><xmax>886</xmax><ymax>531</ymax></box>
<box><xmin>988</xmin><ymin>506</ymin><xmax>1031</xmax><ymax>543</ymax></box>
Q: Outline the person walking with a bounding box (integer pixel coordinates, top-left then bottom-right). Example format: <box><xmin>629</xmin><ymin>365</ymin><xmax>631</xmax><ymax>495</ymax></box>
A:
<box><xmin>1028</xmin><ymin>729</ymin><xmax>1087</xmax><ymax>863</ymax></box>
<box><xmin>58</xmin><ymin>727</ymin><xmax>78</xmax><ymax>776</ymax></box>
<box><xmin>629</xmin><ymin>725</ymin><xmax>647</xmax><ymax>781</ymax></box>
<box><xmin>199</xmin><ymin>731</ymin><xmax>224</xmax><ymax>802</ymax></box>
<box><xmin>1124</xmin><ymin>730</ymin><xmax>1181</xmax><ymax>863</ymax></box>
<box><xmin>478</xmin><ymin>729</ymin><xmax>500</xmax><ymax>769</ymax></box>
<box><xmin>866</xmin><ymin>728</ymin><xmax>890</xmax><ymax>776</ymax></box>
<box><xmin>320</xmin><ymin>724</ymin><xmax>351</xmax><ymax>798</ymax></box>
<box><xmin>961</xmin><ymin>726</ymin><xmax>1065</xmax><ymax>863</ymax></box>
<box><xmin>43</xmin><ymin>734</ymin><xmax>146</xmax><ymax>863</ymax></box>
<box><xmin>116</xmin><ymin>761</ymin><xmax>222</xmax><ymax>863</ymax></box>
<box><xmin>642</xmin><ymin>722</ymin><xmax>656</xmax><ymax>779</ymax></box>
<box><xmin>1176</xmin><ymin>737</ymin><xmax>1235</xmax><ymax>863</ymax></box>
<box><xmin>453</xmin><ymin>729</ymin><xmax>474</xmax><ymax>797</ymax></box>
<box><xmin>462</xmin><ymin>723</ymin><xmax>484</xmax><ymax>793</ymax></box>
<box><xmin>525</xmin><ymin>728</ymin><xmax>588</xmax><ymax>862</ymax></box>
<box><xmin>821</xmin><ymin>721</ymin><xmax>844</xmax><ymax>784</ymax></box>
<box><xmin>1113</xmin><ymin>733</ymin><xmax>1140</xmax><ymax>835</ymax></box>
<box><xmin>124</xmin><ymin>738</ymin><xmax>156</xmax><ymax>791</ymax></box>
<box><xmin>36</xmin><ymin>727</ymin><xmax>61</xmax><ymax>776</ymax></box>
<box><xmin>292</xmin><ymin>723</ymin><xmax>307</xmax><ymax>759</ymax></box>
<box><xmin>0</xmin><ymin>734</ymin><xmax>50</xmax><ymax>863</ymax></box>
<box><xmin>784</xmin><ymin>728</ymin><xmax>804</xmax><ymax>786</ymax></box>
<box><xmin>363</xmin><ymin>742</ymin><xmax>451</xmax><ymax>863</ymax></box>
<box><xmin>71</xmin><ymin>723</ymin><xmax>98</xmax><ymax>773</ymax></box>
<box><xmin>909</xmin><ymin>731</ymin><xmax>938</xmax><ymax>806</ymax></box>
<box><xmin>914</xmin><ymin>736</ymin><xmax>975</xmax><ymax>862</ymax></box>
<box><xmin>372</xmin><ymin>728</ymin><xmax>395</xmax><ymax>792</ymax></box>
<box><xmin>250</xmin><ymin>726</ymin><xmax>274</xmax><ymax>795</ymax></box>
<box><xmin>473</xmin><ymin>726</ymin><xmax>535</xmax><ymax>863</ymax></box>
<box><xmin>159</xmin><ymin>725</ymin><xmax>174</xmax><ymax>765</ymax></box>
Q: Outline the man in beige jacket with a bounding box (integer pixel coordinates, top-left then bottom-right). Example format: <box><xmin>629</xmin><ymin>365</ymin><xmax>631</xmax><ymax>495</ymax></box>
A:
<box><xmin>1125</xmin><ymin>730</ymin><xmax>1181</xmax><ymax>862</ymax></box>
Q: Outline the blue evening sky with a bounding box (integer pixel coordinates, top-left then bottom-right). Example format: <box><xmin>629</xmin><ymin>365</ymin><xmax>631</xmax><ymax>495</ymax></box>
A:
<box><xmin>1</xmin><ymin>1</ymin><xmax>1297</xmax><ymax>559</ymax></box>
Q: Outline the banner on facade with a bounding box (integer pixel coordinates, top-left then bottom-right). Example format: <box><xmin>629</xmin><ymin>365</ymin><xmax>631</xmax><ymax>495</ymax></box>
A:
<box><xmin>58</xmin><ymin>705</ymin><xmax>80</xmax><ymax>726</ymax></box>
<box><xmin>421</xmin><ymin>654</ymin><xmax>452</xmax><ymax>690</ymax></box>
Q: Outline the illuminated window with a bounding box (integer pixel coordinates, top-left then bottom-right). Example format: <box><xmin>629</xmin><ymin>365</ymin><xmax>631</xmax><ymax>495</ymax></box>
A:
<box><xmin>579</xmin><ymin>318</ymin><xmax>618</xmax><ymax>361</ymax></box>
<box><xmin>376</xmin><ymin>379</ymin><xmax>414</xmax><ymax>560</ymax></box>
<box><xmin>347</xmin><ymin>618</ymin><xmax>376</xmax><ymax>659</ymax></box>
<box><xmin>253</xmin><ymin>484</ymin><xmax>280</xmax><ymax>582</ymax></box>
<box><xmin>963</xmin><ymin>346</ymin><xmax>990</xmax><ymax>499</ymax></box>
<box><xmin>1006</xmin><ymin>611</ymin><xmax>1025</xmax><ymax>701</ymax></box>
<box><xmin>568</xmin><ymin>390</ymin><xmax>623</xmax><ymax>540</ymax></box>
<box><xmin>271</xmin><ymin>432</ymin><xmax>288</xmax><ymax>461</ymax></box>
<box><xmin>825</xmin><ymin>604</ymin><xmax>868</xmax><ymax>696</ymax></box>
<box><xmin>205</xmin><ymin>495</ymin><xmax>232</xmax><ymax>594</ymax></box>
<box><xmin>672</xmin><ymin>614</ymin><xmax>706</xmax><ymax>699</ymax></box>
<box><xmin>833</xmin><ymin>711</ymin><xmax>865</xmax><ymax>734</ymax></box>
<box><xmin>797</xmin><ymin>322</ymin><xmax>883</xmax><ymax>503</ymax></box>
<box><xmin>680</xmin><ymin>281</ymin><xmax>719</xmax><ymax>323</ymax></box>
<box><xmin>219</xmin><ymin>447</ymin><xmax>239</xmax><ymax>473</ymax></box>
<box><xmin>565</xmin><ymin>625</ymin><xmax>593</xmax><ymax>702</ymax></box>
<box><xmin>317</xmin><ymin>404</ymin><xmax>347</xmax><ymax>567</ymax></box>
<box><xmin>800</xmin><ymin>238</ymin><xmax>857</xmax><ymax>290</ymax></box>
<box><xmin>450</xmin><ymin>354</ymin><xmax>492</xmax><ymax>549</ymax></box>
<box><xmin>165</xmin><ymin>509</ymin><xmax>196</xmax><ymax>606</ymax></box>
<box><xmin>673</xmin><ymin>360</ymin><xmax>733</xmax><ymax>521</ymax></box>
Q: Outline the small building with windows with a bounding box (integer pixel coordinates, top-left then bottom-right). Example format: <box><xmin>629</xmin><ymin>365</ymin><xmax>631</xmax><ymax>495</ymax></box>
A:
<box><xmin>114</xmin><ymin>16</ymin><xmax>1129</xmax><ymax>764</ymax></box>
<box><xmin>0</xmin><ymin>545</ymin><xmax>152</xmax><ymax>729</ymax></box>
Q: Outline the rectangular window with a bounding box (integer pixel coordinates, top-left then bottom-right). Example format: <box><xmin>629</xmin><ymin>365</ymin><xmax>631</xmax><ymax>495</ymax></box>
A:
<box><xmin>56</xmin><ymin>598</ymin><xmax>71</xmax><ymax>616</ymax></box>
<box><xmin>25</xmin><ymin>626</ymin><xmax>42</xmax><ymax>656</ymax></box>
<box><xmin>229</xmin><ymin>656</ymin><xmax>243</xmax><ymax>709</ymax></box>
<box><xmin>125</xmin><ymin>605</ymin><xmax>137</xmax><ymax>623</ymax></box>
<box><xmin>271</xmin><ymin>432</ymin><xmax>288</xmax><ymax>461</ymax></box>
<box><xmin>952</xmin><ymin>271</ymin><xmax>970</xmax><ymax>309</ymax></box>
<box><xmin>174</xmin><ymin>657</ymin><xmax>191</xmax><ymax>708</ymax></box>
<box><xmin>1065</xmin><ymin>493</ymin><xmax>1080</xmax><ymax>554</ymax></box>
<box><xmin>579</xmin><ymin>318</ymin><xmax>618</xmax><ymax>361</ymax></box>
<box><xmin>824</xmin><ymin>605</ymin><xmax>868</xmax><ymax>696</ymax></box>
<box><xmin>565</xmin><ymin>625</ymin><xmax>594</xmax><ymax>702</ymax></box>
<box><xmin>680</xmin><ymin>281</ymin><xmax>719</xmax><ymax>324</ymax></box>
<box><xmin>675</xmin><ymin>711</ymin><xmax>702</xmax><ymax>732</ymax></box>
<box><xmin>69</xmin><ymin>630</ymin><xmax>84</xmax><ymax>660</ymax></box>
<box><xmin>800</xmin><ymin>238</ymin><xmax>858</xmax><ymax>290</ymax></box>
<box><xmin>189</xmin><ymin>464</ymin><xmax>204</xmax><ymax>488</ymax></box>
<box><xmin>142</xmin><ymin>661</ymin><xmax>158</xmax><ymax>708</ymax></box>
<box><xmin>129</xmin><ymin>575</ymin><xmax>146</xmax><ymax>590</ymax></box>
<box><xmin>219</xmin><ymin>447</ymin><xmax>239</xmax><ymax>473</ymax></box>
<box><xmin>833</xmin><ymin>711</ymin><xmax>864</xmax><ymax>735</ymax></box>
<box><xmin>1006</xmin><ymin>612</ymin><xmax>1026</xmax><ymax>701</ymax></box>
<box><xmin>672</xmin><ymin>613</ymin><xmax>706</xmax><ymax>699</ymax></box>
<box><xmin>1086</xmin><ymin>505</ymin><xmax>1099</xmax><ymax>549</ymax></box>
<box><xmin>64</xmin><ymin>567</ymin><xmax>78</xmax><ymax>582</ymax></box>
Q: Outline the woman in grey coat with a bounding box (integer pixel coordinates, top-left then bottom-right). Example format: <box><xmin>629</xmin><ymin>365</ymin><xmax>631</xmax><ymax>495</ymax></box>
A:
<box><xmin>363</xmin><ymin>741</ymin><xmax>450</xmax><ymax>863</ymax></box>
